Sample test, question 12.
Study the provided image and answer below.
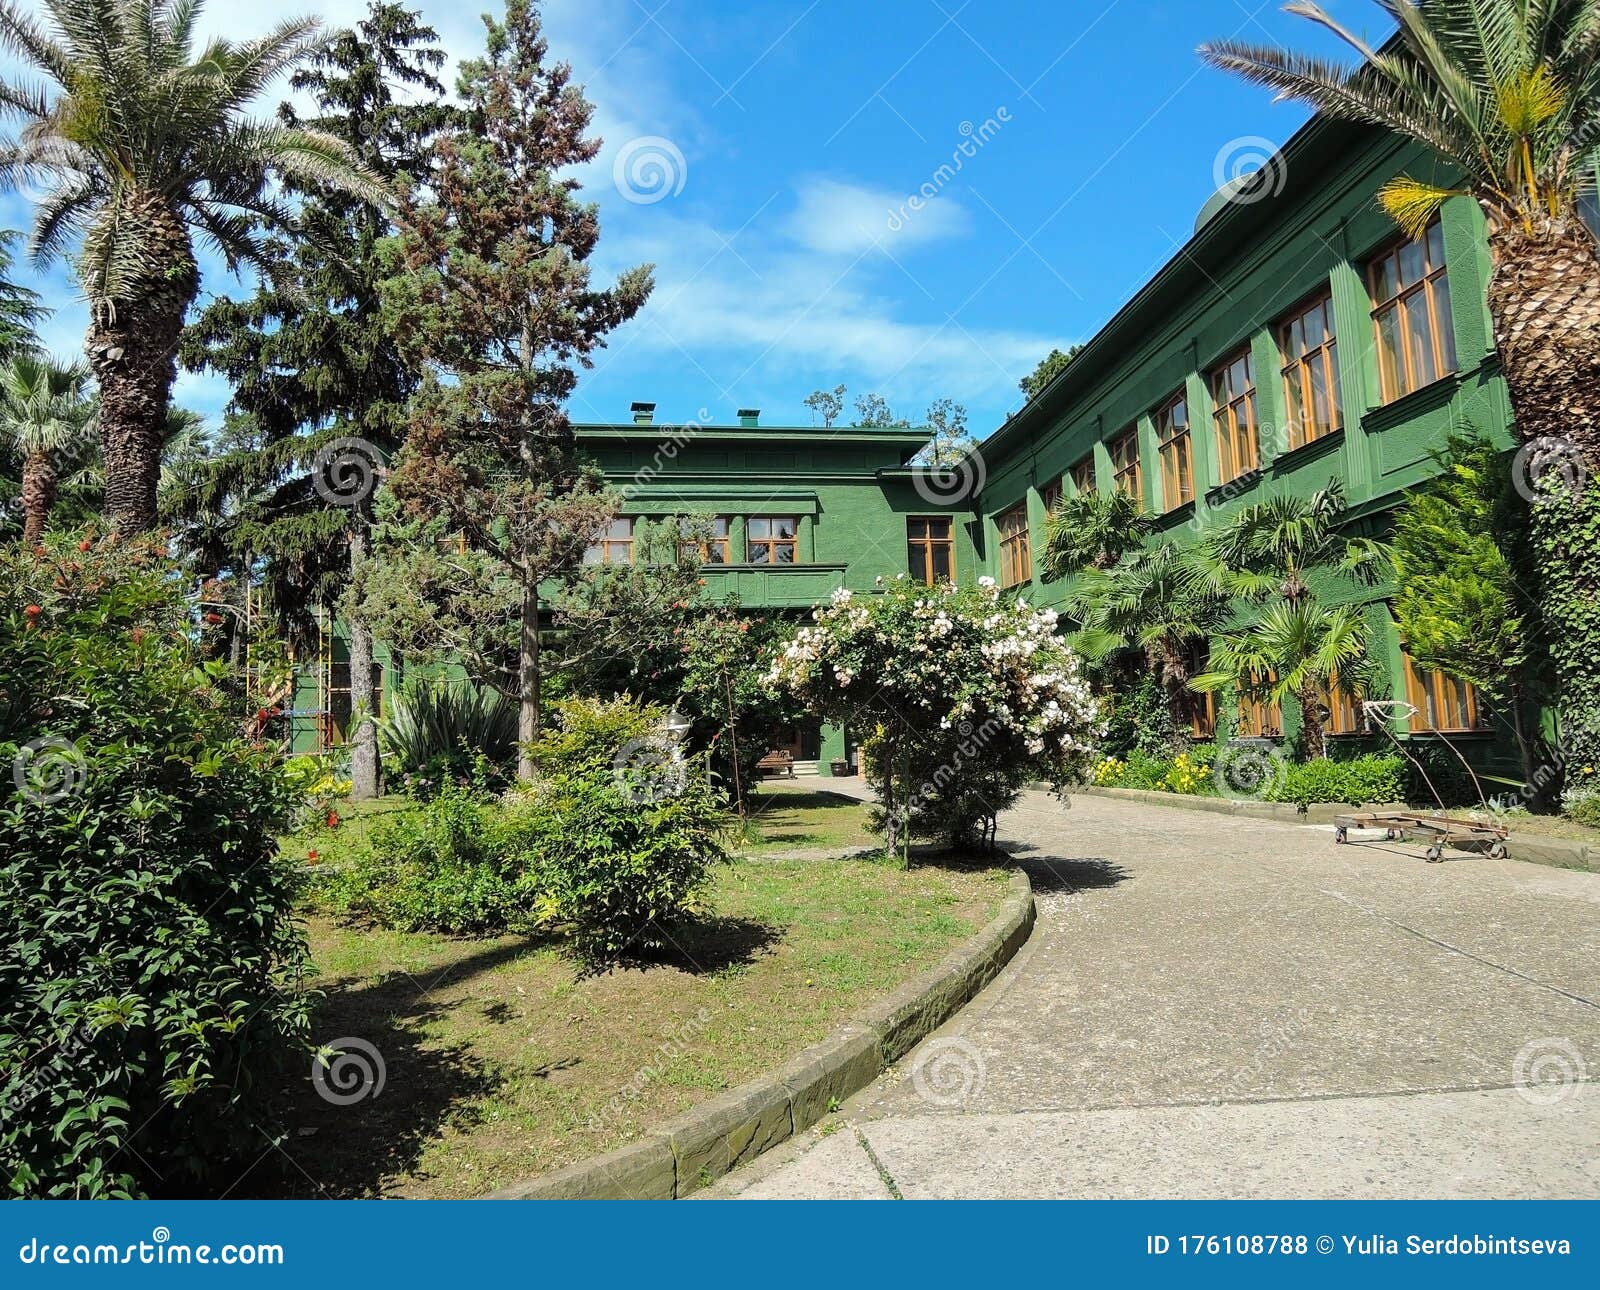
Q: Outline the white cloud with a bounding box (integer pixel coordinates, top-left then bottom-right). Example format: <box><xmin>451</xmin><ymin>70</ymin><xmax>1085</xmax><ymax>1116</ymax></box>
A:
<box><xmin>784</xmin><ymin>177</ymin><xmax>970</xmax><ymax>258</ymax></box>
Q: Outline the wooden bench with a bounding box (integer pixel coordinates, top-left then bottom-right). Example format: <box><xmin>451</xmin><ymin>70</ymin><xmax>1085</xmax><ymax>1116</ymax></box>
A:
<box><xmin>755</xmin><ymin>749</ymin><xmax>796</xmax><ymax>778</ymax></box>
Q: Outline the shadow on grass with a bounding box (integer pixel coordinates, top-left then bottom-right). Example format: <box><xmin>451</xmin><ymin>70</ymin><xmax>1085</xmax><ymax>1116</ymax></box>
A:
<box><xmin>600</xmin><ymin>914</ymin><xmax>784</xmax><ymax>978</ymax></box>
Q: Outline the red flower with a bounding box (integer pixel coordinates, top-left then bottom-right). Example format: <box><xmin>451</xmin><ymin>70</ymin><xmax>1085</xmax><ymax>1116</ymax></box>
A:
<box><xmin>204</xmin><ymin>612</ymin><xmax>224</xmax><ymax>625</ymax></box>
<box><xmin>307</xmin><ymin>849</ymin><xmax>319</xmax><ymax>864</ymax></box>
<box><xmin>24</xmin><ymin>604</ymin><xmax>41</xmax><ymax>617</ymax></box>
<box><xmin>77</xmin><ymin>539</ymin><xmax>91</xmax><ymax>552</ymax></box>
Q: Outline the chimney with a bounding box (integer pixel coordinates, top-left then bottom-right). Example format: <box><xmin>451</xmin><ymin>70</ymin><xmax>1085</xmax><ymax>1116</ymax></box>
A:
<box><xmin>737</xmin><ymin>408</ymin><xmax>760</xmax><ymax>428</ymax></box>
<box><xmin>630</xmin><ymin>401</ymin><xmax>655</xmax><ymax>425</ymax></box>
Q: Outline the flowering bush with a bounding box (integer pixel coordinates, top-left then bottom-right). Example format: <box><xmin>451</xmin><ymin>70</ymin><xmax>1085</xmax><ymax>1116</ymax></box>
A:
<box><xmin>1157</xmin><ymin>751</ymin><xmax>1211</xmax><ymax>795</ymax></box>
<box><xmin>1091</xmin><ymin>756</ymin><xmax>1126</xmax><ymax>786</ymax></box>
<box><xmin>766</xmin><ymin>576</ymin><xmax>1101</xmax><ymax>850</ymax></box>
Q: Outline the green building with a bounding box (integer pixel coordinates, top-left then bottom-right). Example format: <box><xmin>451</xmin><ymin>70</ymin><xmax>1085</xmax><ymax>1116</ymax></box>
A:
<box><xmin>295</xmin><ymin>107</ymin><xmax>1586</xmax><ymax>782</ymax></box>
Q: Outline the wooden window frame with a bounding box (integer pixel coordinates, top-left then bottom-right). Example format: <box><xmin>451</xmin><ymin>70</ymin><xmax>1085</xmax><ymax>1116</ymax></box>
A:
<box><xmin>907</xmin><ymin>516</ymin><xmax>955</xmax><ymax>586</ymax></box>
<box><xmin>1154</xmin><ymin>392</ymin><xmax>1193</xmax><ymax>511</ymax></box>
<box><xmin>746</xmin><ymin>515</ymin><xmax>799</xmax><ymax>565</ymax></box>
<box><xmin>1235</xmin><ymin>671</ymin><xmax>1282</xmax><ymax>739</ymax></box>
<box><xmin>1326</xmin><ymin>672</ymin><xmax>1367</xmax><ymax>736</ymax></box>
<box><xmin>1069</xmin><ymin>453</ymin><xmax>1096</xmax><ymax>493</ymax></box>
<box><xmin>1187</xmin><ymin>641</ymin><xmax>1215</xmax><ymax>739</ymax></box>
<box><xmin>1368</xmin><ymin>219</ymin><xmax>1457</xmax><ymax>403</ymax></box>
<box><xmin>1108</xmin><ymin>426</ymin><xmax>1142</xmax><ymax>501</ymax></box>
<box><xmin>1039</xmin><ymin>476</ymin><xmax>1062</xmax><ymax>516</ymax></box>
<box><xmin>678</xmin><ymin>515</ymin><xmax>731</xmax><ymax>564</ymax></box>
<box><xmin>1277</xmin><ymin>292</ymin><xmax>1343</xmax><ymax>449</ymax></box>
<box><xmin>1209</xmin><ymin>347</ymin><xmax>1260</xmax><ymax>484</ymax></box>
<box><xmin>1403</xmin><ymin>654</ymin><xmax>1488</xmax><ymax>734</ymax></box>
<box><xmin>585</xmin><ymin>516</ymin><xmax>634</xmax><ymax>565</ymax></box>
<box><xmin>997</xmin><ymin>503</ymin><xmax>1031</xmax><ymax>588</ymax></box>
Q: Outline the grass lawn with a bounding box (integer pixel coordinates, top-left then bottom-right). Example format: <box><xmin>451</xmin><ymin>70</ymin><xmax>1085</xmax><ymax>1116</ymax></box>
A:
<box><xmin>261</xmin><ymin>793</ymin><xmax>1006</xmax><ymax>1199</ymax></box>
<box><xmin>738</xmin><ymin>779</ymin><xmax>878</xmax><ymax>853</ymax></box>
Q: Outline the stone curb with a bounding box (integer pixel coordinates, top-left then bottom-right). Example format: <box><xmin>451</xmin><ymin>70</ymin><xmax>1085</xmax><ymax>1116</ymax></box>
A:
<box><xmin>1072</xmin><ymin>785</ymin><xmax>1596</xmax><ymax>872</ymax></box>
<box><xmin>489</xmin><ymin>867</ymin><xmax>1036</xmax><ymax>1200</ymax></box>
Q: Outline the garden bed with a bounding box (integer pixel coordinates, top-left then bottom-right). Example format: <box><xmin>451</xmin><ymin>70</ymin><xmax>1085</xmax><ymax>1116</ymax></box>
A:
<box><xmin>251</xmin><ymin>843</ymin><xmax>1007</xmax><ymax>1198</ymax></box>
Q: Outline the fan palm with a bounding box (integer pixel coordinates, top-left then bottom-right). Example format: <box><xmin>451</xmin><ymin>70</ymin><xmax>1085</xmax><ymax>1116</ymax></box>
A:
<box><xmin>1040</xmin><ymin>487</ymin><xmax>1153</xmax><ymax>578</ymax></box>
<box><xmin>0</xmin><ymin>352</ymin><xmax>93</xmax><ymax>543</ymax></box>
<box><xmin>0</xmin><ymin>0</ymin><xmax>388</xmax><ymax>535</ymax></box>
<box><xmin>1199</xmin><ymin>0</ymin><xmax>1600</xmax><ymax>463</ymax></box>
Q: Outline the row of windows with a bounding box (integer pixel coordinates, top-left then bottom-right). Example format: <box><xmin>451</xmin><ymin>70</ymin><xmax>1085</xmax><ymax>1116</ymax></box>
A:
<box><xmin>1036</xmin><ymin>219</ymin><xmax>1458</xmax><ymax>519</ymax></box>
<box><xmin>1186</xmin><ymin>655</ymin><xmax>1489</xmax><ymax>739</ymax></box>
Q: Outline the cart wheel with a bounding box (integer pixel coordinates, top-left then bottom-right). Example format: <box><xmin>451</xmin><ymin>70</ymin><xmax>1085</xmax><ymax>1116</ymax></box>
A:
<box><xmin>1489</xmin><ymin>842</ymin><xmax>1508</xmax><ymax>860</ymax></box>
<box><xmin>1334</xmin><ymin>826</ymin><xmax>1347</xmax><ymax>844</ymax></box>
<box><xmin>1425</xmin><ymin>844</ymin><xmax>1443</xmax><ymax>863</ymax></box>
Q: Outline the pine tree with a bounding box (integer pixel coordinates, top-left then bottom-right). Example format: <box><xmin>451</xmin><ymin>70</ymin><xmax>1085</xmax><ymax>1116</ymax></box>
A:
<box><xmin>179</xmin><ymin>2</ymin><xmax>453</xmax><ymax>798</ymax></box>
<box><xmin>375</xmin><ymin>0</ymin><xmax>652</xmax><ymax>781</ymax></box>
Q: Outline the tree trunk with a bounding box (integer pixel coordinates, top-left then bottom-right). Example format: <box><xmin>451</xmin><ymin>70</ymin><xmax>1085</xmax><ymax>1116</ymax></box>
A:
<box><xmin>1297</xmin><ymin>680</ymin><xmax>1326</xmax><ymax>761</ymax></box>
<box><xmin>20</xmin><ymin>449</ymin><xmax>56</xmax><ymax>546</ymax></box>
<box><xmin>517</xmin><ymin>577</ymin><xmax>541</xmax><ymax>782</ymax></box>
<box><xmin>1486</xmin><ymin>227</ymin><xmax>1600</xmax><ymax>792</ymax></box>
<box><xmin>84</xmin><ymin>197</ymin><xmax>198</xmax><ymax>536</ymax></box>
<box><xmin>347</xmin><ymin>528</ymin><xmax>381</xmax><ymax>802</ymax></box>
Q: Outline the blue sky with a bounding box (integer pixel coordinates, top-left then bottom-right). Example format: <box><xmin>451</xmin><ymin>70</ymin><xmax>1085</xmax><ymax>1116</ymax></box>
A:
<box><xmin>0</xmin><ymin>0</ymin><xmax>1379</xmax><ymax>438</ymax></box>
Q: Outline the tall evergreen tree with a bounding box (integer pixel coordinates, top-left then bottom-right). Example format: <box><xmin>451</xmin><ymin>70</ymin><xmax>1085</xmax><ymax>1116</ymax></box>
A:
<box><xmin>374</xmin><ymin>0</ymin><xmax>653</xmax><ymax>781</ymax></box>
<box><xmin>179</xmin><ymin>3</ymin><xmax>453</xmax><ymax>798</ymax></box>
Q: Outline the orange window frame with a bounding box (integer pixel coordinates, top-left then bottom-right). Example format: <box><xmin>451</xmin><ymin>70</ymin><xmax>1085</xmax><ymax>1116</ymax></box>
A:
<box><xmin>1278</xmin><ymin>292</ymin><xmax>1343</xmax><ymax>448</ymax></box>
<box><xmin>585</xmin><ymin>517</ymin><xmax>634</xmax><ymax>565</ymax></box>
<box><xmin>907</xmin><ymin>516</ymin><xmax>955</xmax><ymax>586</ymax></box>
<box><xmin>746</xmin><ymin>516</ymin><xmax>799</xmax><ymax>564</ymax></box>
<box><xmin>1235</xmin><ymin>671</ymin><xmax>1282</xmax><ymax>739</ymax></box>
<box><xmin>1326</xmin><ymin>672</ymin><xmax>1367</xmax><ymax>736</ymax></box>
<box><xmin>1069</xmin><ymin>453</ymin><xmax>1096</xmax><ymax>493</ymax></box>
<box><xmin>1154</xmin><ymin>392</ymin><xmax>1193</xmax><ymax>511</ymax></box>
<box><xmin>997</xmin><ymin>504</ymin><xmax>1031</xmax><ymax>587</ymax></box>
<box><xmin>1209</xmin><ymin>348</ymin><xmax>1260</xmax><ymax>484</ymax></box>
<box><xmin>1368</xmin><ymin>219</ymin><xmax>1457</xmax><ymax>403</ymax></box>
<box><xmin>1108</xmin><ymin>426</ymin><xmax>1141</xmax><ymax>501</ymax></box>
<box><xmin>1403</xmin><ymin>655</ymin><xmax>1486</xmax><ymax>733</ymax></box>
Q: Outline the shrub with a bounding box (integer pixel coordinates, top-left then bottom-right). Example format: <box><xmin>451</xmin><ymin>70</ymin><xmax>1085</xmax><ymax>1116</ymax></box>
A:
<box><xmin>1</xmin><ymin>538</ymin><xmax>310</xmax><ymax>1199</ymax></box>
<box><xmin>1101</xmin><ymin>674</ymin><xmax>1180</xmax><ymax>758</ymax></box>
<box><xmin>1157</xmin><ymin>750</ymin><xmax>1212</xmax><ymax>795</ymax></box>
<box><xmin>1266</xmin><ymin>754</ymin><xmax>1406</xmax><ymax>808</ymax></box>
<box><xmin>1562</xmin><ymin>788</ymin><xmax>1600</xmax><ymax>830</ymax></box>
<box><xmin>379</xmin><ymin>677</ymin><xmax>517</xmax><ymax>797</ymax></box>
<box><xmin>529</xmin><ymin>694</ymin><xmax>662</xmax><ymax>776</ymax></box>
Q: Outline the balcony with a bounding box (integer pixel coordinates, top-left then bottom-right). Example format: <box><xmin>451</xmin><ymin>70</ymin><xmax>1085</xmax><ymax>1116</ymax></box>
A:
<box><xmin>697</xmin><ymin>561</ymin><xmax>850</xmax><ymax>608</ymax></box>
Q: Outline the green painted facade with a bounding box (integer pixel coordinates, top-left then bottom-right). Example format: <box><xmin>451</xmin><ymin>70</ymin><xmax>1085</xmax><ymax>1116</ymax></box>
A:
<box><xmin>299</xmin><ymin>111</ymin><xmax>1547</xmax><ymax>780</ymax></box>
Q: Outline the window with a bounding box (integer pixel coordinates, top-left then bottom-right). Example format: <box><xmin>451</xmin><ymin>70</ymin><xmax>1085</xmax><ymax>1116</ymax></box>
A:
<box><xmin>678</xmin><ymin>515</ymin><xmax>730</xmax><ymax>564</ymax></box>
<box><xmin>1040</xmin><ymin>476</ymin><xmax>1062</xmax><ymax>516</ymax></box>
<box><xmin>1326</xmin><ymin>673</ymin><xmax>1367</xmax><ymax>736</ymax></box>
<box><xmin>1108</xmin><ymin>426</ymin><xmax>1141</xmax><ymax>500</ymax></box>
<box><xmin>997</xmin><ymin>503</ymin><xmax>1031</xmax><ymax>587</ymax></box>
<box><xmin>746</xmin><ymin>516</ymin><xmax>798</xmax><ymax>564</ymax></box>
<box><xmin>324</xmin><ymin>660</ymin><xmax>384</xmax><ymax>749</ymax></box>
<box><xmin>1235</xmin><ymin>672</ymin><xmax>1282</xmax><ymax>738</ymax></box>
<box><xmin>907</xmin><ymin>516</ymin><xmax>955</xmax><ymax>585</ymax></box>
<box><xmin>583</xmin><ymin>517</ymin><xmax>633</xmax><ymax>565</ymax></box>
<box><xmin>1069</xmin><ymin>453</ymin><xmax>1096</xmax><ymax>493</ymax></box>
<box><xmin>1278</xmin><ymin>293</ymin><xmax>1343</xmax><ymax>448</ymax></box>
<box><xmin>1581</xmin><ymin>188</ymin><xmax>1599</xmax><ymax>241</ymax></box>
<box><xmin>1209</xmin><ymin>348</ymin><xmax>1260</xmax><ymax>483</ymax></box>
<box><xmin>1369</xmin><ymin>219</ymin><xmax>1457</xmax><ymax>402</ymax></box>
<box><xmin>1154</xmin><ymin>393</ymin><xmax>1193</xmax><ymax>510</ymax></box>
<box><xmin>1404</xmin><ymin>655</ymin><xmax>1487</xmax><ymax>733</ymax></box>
<box><xmin>1186</xmin><ymin>641</ymin><xmax>1215</xmax><ymax>739</ymax></box>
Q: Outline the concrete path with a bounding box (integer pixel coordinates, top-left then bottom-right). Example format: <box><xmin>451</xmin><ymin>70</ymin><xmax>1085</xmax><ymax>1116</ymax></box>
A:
<box><xmin>707</xmin><ymin>788</ymin><xmax>1600</xmax><ymax>1199</ymax></box>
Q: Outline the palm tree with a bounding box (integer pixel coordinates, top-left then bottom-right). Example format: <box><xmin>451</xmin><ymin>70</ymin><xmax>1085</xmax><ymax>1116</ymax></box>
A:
<box><xmin>1200</xmin><ymin>1</ymin><xmax>1600</xmax><ymax>461</ymax></box>
<box><xmin>1191</xmin><ymin>481</ymin><xmax>1389</xmax><ymax>757</ymax></box>
<box><xmin>0</xmin><ymin>0</ymin><xmax>387</xmax><ymax>535</ymax></box>
<box><xmin>1040</xmin><ymin>487</ymin><xmax>1153</xmax><ymax>577</ymax></box>
<box><xmin>0</xmin><ymin>353</ymin><xmax>93</xmax><ymax>543</ymax></box>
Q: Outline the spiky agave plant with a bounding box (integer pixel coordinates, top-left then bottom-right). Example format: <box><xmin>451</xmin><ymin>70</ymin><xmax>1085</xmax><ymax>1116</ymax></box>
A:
<box><xmin>378</xmin><ymin>678</ymin><xmax>519</xmax><ymax>785</ymax></box>
<box><xmin>0</xmin><ymin>0</ymin><xmax>389</xmax><ymax>535</ymax></box>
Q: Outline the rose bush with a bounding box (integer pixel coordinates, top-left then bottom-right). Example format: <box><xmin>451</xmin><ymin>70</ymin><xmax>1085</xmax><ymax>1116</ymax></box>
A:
<box><xmin>767</xmin><ymin>576</ymin><xmax>1102</xmax><ymax>851</ymax></box>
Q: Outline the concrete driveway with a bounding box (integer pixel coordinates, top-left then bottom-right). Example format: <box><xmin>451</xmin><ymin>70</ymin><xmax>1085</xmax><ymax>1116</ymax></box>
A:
<box><xmin>708</xmin><ymin>789</ymin><xmax>1600</xmax><ymax>1199</ymax></box>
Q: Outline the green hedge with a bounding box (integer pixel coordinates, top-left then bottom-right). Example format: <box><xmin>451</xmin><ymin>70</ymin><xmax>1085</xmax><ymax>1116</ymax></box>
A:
<box><xmin>1264</xmin><ymin>754</ymin><xmax>1406</xmax><ymax>809</ymax></box>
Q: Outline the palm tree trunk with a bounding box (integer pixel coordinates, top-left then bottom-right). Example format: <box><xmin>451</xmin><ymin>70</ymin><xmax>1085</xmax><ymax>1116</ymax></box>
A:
<box><xmin>1297</xmin><ymin>679</ymin><xmax>1326</xmax><ymax>761</ymax></box>
<box><xmin>347</xmin><ymin>528</ymin><xmax>381</xmax><ymax>802</ymax></box>
<box><xmin>1486</xmin><ymin>228</ymin><xmax>1600</xmax><ymax>792</ymax></box>
<box><xmin>84</xmin><ymin>199</ymin><xmax>198</xmax><ymax>536</ymax></box>
<box><xmin>20</xmin><ymin>449</ymin><xmax>56</xmax><ymax>546</ymax></box>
